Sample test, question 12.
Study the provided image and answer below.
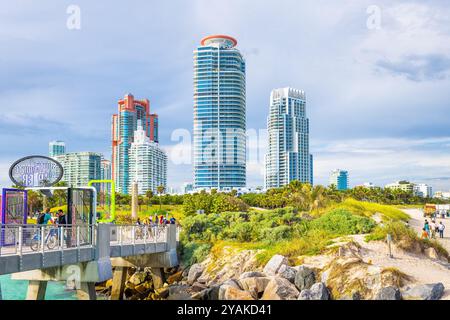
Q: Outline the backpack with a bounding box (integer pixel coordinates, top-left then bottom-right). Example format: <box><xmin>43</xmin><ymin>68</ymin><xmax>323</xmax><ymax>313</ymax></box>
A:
<box><xmin>37</xmin><ymin>213</ymin><xmax>45</xmax><ymax>224</ymax></box>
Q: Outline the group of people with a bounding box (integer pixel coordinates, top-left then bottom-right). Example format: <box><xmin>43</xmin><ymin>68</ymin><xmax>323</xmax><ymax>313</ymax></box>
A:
<box><xmin>136</xmin><ymin>214</ymin><xmax>177</xmax><ymax>227</ymax></box>
<box><xmin>35</xmin><ymin>208</ymin><xmax>67</xmax><ymax>226</ymax></box>
<box><xmin>421</xmin><ymin>219</ymin><xmax>445</xmax><ymax>239</ymax></box>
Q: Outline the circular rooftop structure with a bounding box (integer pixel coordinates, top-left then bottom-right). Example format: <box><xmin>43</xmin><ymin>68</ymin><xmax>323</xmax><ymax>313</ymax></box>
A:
<box><xmin>200</xmin><ymin>35</ymin><xmax>238</xmax><ymax>48</ymax></box>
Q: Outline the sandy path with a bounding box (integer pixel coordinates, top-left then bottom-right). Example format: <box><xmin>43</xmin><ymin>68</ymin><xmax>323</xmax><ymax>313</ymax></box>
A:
<box><xmin>404</xmin><ymin>208</ymin><xmax>450</xmax><ymax>253</ymax></box>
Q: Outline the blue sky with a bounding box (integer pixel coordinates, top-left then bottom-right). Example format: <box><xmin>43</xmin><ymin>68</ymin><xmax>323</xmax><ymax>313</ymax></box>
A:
<box><xmin>1</xmin><ymin>0</ymin><xmax>450</xmax><ymax>191</ymax></box>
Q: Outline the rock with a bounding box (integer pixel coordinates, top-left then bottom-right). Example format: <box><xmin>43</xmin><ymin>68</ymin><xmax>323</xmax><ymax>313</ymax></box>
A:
<box><xmin>261</xmin><ymin>277</ymin><xmax>300</xmax><ymax>300</ymax></box>
<box><xmin>222</xmin><ymin>279</ymin><xmax>243</xmax><ymax>290</ymax></box>
<box><xmin>134</xmin><ymin>282</ymin><xmax>152</xmax><ymax>294</ymax></box>
<box><xmin>128</xmin><ymin>271</ymin><xmax>148</xmax><ymax>286</ymax></box>
<box><xmin>309</xmin><ymin>283</ymin><xmax>330</xmax><ymax>300</ymax></box>
<box><xmin>105</xmin><ymin>279</ymin><xmax>113</xmax><ymax>288</ymax></box>
<box><xmin>191</xmin><ymin>282</ymin><xmax>208</xmax><ymax>293</ymax></box>
<box><xmin>402</xmin><ymin>283</ymin><xmax>445</xmax><ymax>300</ymax></box>
<box><xmin>424</xmin><ymin>247</ymin><xmax>439</xmax><ymax>260</ymax></box>
<box><xmin>298</xmin><ymin>283</ymin><xmax>330</xmax><ymax>300</ymax></box>
<box><xmin>239</xmin><ymin>277</ymin><xmax>271</xmax><ymax>299</ymax></box>
<box><xmin>167</xmin><ymin>271</ymin><xmax>183</xmax><ymax>284</ymax></box>
<box><xmin>376</xmin><ymin>286</ymin><xmax>401</xmax><ymax>300</ymax></box>
<box><xmin>154</xmin><ymin>287</ymin><xmax>169</xmax><ymax>299</ymax></box>
<box><xmin>187</xmin><ymin>264</ymin><xmax>204</xmax><ymax>285</ymax></box>
<box><xmin>206</xmin><ymin>285</ymin><xmax>221</xmax><ymax>300</ymax></box>
<box><xmin>298</xmin><ymin>289</ymin><xmax>312</xmax><ymax>300</ymax></box>
<box><xmin>277</xmin><ymin>265</ymin><xmax>297</xmax><ymax>283</ymax></box>
<box><xmin>294</xmin><ymin>266</ymin><xmax>316</xmax><ymax>291</ymax></box>
<box><xmin>168</xmin><ymin>285</ymin><xmax>192</xmax><ymax>300</ymax></box>
<box><xmin>221</xmin><ymin>286</ymin><xmax>254</xmax><ymax>300</ymax></box>
<box><xmin>239</xmin><ymin>271</ymin><xmax>266</xmax><ymax>279</ymax></box>
<box><xmin>263</xmin><ymin>255</ymin><xmax>288</xmax><ymax>276</ymax></box>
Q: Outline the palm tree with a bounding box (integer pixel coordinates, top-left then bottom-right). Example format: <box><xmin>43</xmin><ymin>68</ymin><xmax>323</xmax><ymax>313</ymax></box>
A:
<box><xmin>157</xmin><ymin>185</ymin><xmax>165</xmax><ymax>210</ymax></box>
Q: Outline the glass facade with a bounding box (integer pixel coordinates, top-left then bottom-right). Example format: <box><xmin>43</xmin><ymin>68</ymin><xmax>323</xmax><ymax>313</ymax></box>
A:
<box><xmin>49</xmin><ymin>140</ymin><xmax>66</xmax><ymax>158</ymax></box>
<box><xmin>112</xmin><ymin>94</ymin><xmax>158</xmax><ymax>194</ymax></box>
<box><xmin>265</xmin><ymin>88</ymin><xmax>313</xmax><ymax>188</ymax></box>
<box><xmin>193</xmin><ymin>35</ymin><xmax>246</xmax><ymax>190</ymax></box>
<box><xmin>329</xmin><ymin>169</ymin><xmax>349</xmax><ymax>191</ymax></box>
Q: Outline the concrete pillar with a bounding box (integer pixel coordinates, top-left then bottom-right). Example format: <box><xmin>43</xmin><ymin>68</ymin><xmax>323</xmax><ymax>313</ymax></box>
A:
<box><xmin>131</xmin><ymin>181</ymin><xmax>139</xmax><ymax>219</ymax></box>
<box><xmin>166</xmin><ymin>224</ymin><xmax>177</xmax><ymax>250</ymax></box>
<box><xmin>26</xmin><ymin>280</ymin><xmax>48</xmax><ymax>300</ymax></box>
<box><xmin>77</xmin><ymin>282</ymin><xmax>97</xmax><ymax>300</ymax></box>
<box><xmin>111</xmin><ymin>266</ymin><xmax>128</xmax><ymax>300</ymax></box>
<box><xmin>151</xmin><ymin>267</ymin><xmax>166</xmax><ymax>289</ymax></box>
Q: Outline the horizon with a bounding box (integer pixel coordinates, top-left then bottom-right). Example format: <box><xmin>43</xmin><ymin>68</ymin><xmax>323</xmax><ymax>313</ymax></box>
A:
<box><xmin>1</xmin><ymin>1</ymin><xmax>450</xmax><ymax>192</ymax></box>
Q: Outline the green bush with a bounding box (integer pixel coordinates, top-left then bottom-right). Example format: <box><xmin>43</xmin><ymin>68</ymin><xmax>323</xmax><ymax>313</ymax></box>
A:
<box><xmin>310</xmin><ymin>208</ymin><xmax>376</xmax><ymax>235</ymax></box>
<box><xmin>180</xmin><ymin>242</ymin><xmax>212</xmax><ymax>265</ymax></box>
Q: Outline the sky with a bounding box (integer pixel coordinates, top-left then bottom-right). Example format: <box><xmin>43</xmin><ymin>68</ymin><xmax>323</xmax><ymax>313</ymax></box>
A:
<box><xmin>1</xmin><ymin>0</ymin><xmax>450</xmax><ymax>192</ymax></box>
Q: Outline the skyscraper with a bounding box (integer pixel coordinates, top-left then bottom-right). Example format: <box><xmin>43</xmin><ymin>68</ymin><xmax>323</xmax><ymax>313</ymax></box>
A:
<box><xmin>112</xmin><ymin>94</ymin><xmax>158</xmax><ymax>194</ymax></box>
<box><xmin>329</xmin><ymin>169</ymin><xmax>349</xmax><ymax>191</ymax></box>
<box><xmin>100</xmin><ymin>158</ymin><xmax>112</xmax><ymax>193</ymax></box>
<box><xmin>49</xmin><ymin>140</ymin><xmax>66</xmax><ymax>158</ymax></box>
<box><xmin>128</xmin><ymin>122</ymin><xmax>167</xmax><ymax>195</ymax></box>
<box><xmin>265</xmin><ymin>88</ymin><xmax>313</xmax><ymax>189</ymax></box>
<box><xmin>193</xmin><ymin>35</ymin><xmax>246</xmax><ymax>190</ymax></box>
<box><xmin>55</xmin><ymin>152</ymin><xmax>102</xmax><ymax>188</ymax></box>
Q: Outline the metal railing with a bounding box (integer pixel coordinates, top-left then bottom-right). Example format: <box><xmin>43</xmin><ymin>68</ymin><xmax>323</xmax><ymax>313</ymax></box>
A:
<box><xmin>110</xmin><ymin>224</ymin><xmax>169</xmax><ymax>246</ymax></box>
<box><xmin>0</xmin><ymin>224</ymin><xmax>96</xmax><ymax>257</ymax></box>
<box><xmin>0</xmin><ymin>223</ymin><xmax>181</xmax><ymax>258</ymax></box>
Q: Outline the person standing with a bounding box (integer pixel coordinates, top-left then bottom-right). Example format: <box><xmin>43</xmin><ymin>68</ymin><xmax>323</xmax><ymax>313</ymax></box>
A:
<box><xmin>424</xmin><ymin>220</ymin><xmax>431</xmax><ymax>238</ymax></box>
<box><xmin>431</xmin><ymin>220</ymin><xmax>437</xmax><ymax>239</ymax></box>
<box><xmin>439</xmin><ymin>222</ymin><xmax>445</xmax><ymax>239</ymax></box>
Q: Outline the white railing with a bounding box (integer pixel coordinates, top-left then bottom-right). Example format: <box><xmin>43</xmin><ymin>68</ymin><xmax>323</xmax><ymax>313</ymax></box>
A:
<box><xmin>0</xmin><ymin>223</ymin><xmax>181</xmax><ymax>258</ymax></box>
<box><xmin>0</xmin><ymin>224</ymin><xmax>96</xmax><ymax>257</ymax></box>
<box><xmin>111</xmin><ymin>224</ymin><xmax>169</xmax><ymax>246</ymax></box>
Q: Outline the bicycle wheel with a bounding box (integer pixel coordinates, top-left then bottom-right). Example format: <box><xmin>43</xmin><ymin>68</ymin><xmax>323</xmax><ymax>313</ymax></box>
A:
<box><xmin>30</xmin><ymin>239</ymin><xmax>39</xmax><ymax>251</ymax></box>
<box><xmin>47</xmin><ymin>235</ymin><xmax>58</xmax><ymax>250</ymax></box>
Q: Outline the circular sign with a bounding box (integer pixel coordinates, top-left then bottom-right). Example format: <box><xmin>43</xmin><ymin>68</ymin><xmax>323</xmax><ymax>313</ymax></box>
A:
<box><xmin>9</xmin><ymin>155</ymin><xmax>64</xmax><ymax>188</ymax></box>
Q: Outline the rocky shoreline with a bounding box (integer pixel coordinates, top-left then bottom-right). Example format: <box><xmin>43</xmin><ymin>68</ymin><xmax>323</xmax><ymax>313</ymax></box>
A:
<box><xmin>96</xmin><ymin>241</ymin><xmax>447</xmax><ymax>301</ymax></box>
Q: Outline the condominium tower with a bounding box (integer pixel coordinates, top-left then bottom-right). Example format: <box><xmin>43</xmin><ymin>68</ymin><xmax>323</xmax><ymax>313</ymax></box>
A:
<box><xmin>55</xmin><ymin>152</ymin><xmax>102</xmax><ymax>188</ymax></box>
<box><xmin>193</xmin><ymin>35</ymin><xmax>246</xmax><ymax>190</ymax></box>
<box><xmin>112</xmin><ymin>94</ymin><xmax>158</xmax><ymax>194</ymax></box>
<box><xmin>329</xmin><ymin>169</ymin><xmax>349</xmax><ymax>191</ymax></box>
<box><xmin>265</xmin><ymin>88</ymin><xmax>313</xmax><ymax>188</ymax></box>
<box><xmin>49</xmin><ymin>140</ymin><xmax>66</xmax><ymax>158</ymax></box>
<box><xmin>128</xmin><ymin>122</ymin><xmax>167</xmax><ymax>195</ymax></box>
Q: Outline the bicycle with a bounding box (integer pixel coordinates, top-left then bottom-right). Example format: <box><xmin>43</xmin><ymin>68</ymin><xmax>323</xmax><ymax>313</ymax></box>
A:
<box><xmin>30</xmin><ymin>226</ymin><xmax>59</xmax><ymax>251</ymax></box>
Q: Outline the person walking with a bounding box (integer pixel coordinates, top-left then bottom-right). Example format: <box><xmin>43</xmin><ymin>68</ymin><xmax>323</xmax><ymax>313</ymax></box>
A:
<box><xmin>421</xmin><ymin>228</ymin><xmax>429</xmax><ymax>240</ymax></box>
<box><xmin>438</xmin><ymin>222</ymin><xmax>445</xmax><ymax>239</ymax></box>
<box><xmin>424</xmin><ymin>220</ymin><xmax>431</xmax><ymax>238</ymax></box>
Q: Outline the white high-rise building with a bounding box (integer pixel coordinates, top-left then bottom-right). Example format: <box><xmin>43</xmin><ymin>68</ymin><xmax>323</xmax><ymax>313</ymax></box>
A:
<box><xmin>129</xmin><ymin>122</ymin><xmax>167</xmax><ymax>195</ymax></box>
<box><xmin>55</xmin><ymin>152</ymin><xmax>101</xmax><ymax>187</ymax></box>
<box><xmin>414</xmin><ymin>184</ymin><xmax>433</xmax><ymax>198</ymax></box>
<box><xmin>265</xmin><ymin>87</ymin><xmax>313</xmax><ymax>188</ymax></box>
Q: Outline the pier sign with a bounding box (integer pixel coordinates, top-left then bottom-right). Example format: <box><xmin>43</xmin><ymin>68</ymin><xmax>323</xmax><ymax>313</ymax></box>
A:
<box><xmin>9</xmin><ymin>155</ymin><xmax>64</xmax><ymax>188</ymax></box>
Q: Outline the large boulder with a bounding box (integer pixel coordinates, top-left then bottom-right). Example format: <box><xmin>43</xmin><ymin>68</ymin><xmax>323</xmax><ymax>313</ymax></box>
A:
<box><xmin>298</xmin><ymin>283</ymin><xmax>330</xmax><ymax>300</ymax></box>
<box><xmin>294</xmin><ymin>266</ymin><xmax>316</xmax><ymax>291</ymax></box>
<box><xmin>187</xmin><ymin>264</ymin><xmax>204</xmax><ymax>285</ymax></box>
<box><xmin>218</xmin><ymin>279</ymin><xmax>243</xmax><ymax>300</ymax></box>
<box><xmin>402</xmin><ymin>283</ymin><xmax>445</xmax><ymax>300</ymax></box>
<box><xmin>128</xmin><ymin>271</ymin><xmax>148</xmax><ymax>286</ymax></box>
<box><xmin>221</xmin><ymin>285</ymin><xmax>254</xmax><ymax>300</ymax></box>
<box><xmin>263</xmin><ymin>255</ymin><xmax>288</xmax><ymax>276</ymax></box>
<box><xmin>277</xmin><ymin>265</ymin><xmax>297</xmax><ymax>283</ymax></box>
<box><xmin>239</xmin><ymin>277</ymin><xmax>271</xmax><ymax>299</ymax></box>
<box><xmin>261</xmin><ymin>277</ymin><xmax>300</xmax><ymax>300</ymax></box>
<box><xmin>376</xmin><ymin>286</ymin><xmax>401</xmax><ymax>300</ymax></box>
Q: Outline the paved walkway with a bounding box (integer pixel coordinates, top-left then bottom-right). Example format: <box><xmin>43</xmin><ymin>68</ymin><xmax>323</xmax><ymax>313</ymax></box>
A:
<box><xmin>403</xmin><ymin>209</ymin><xmax>450</xmax><ymax>253</ymax></box>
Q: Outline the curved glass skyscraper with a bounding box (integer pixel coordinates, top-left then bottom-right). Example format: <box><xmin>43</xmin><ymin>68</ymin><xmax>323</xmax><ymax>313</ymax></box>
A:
<box><xmin>193</xmin><ymin>35</ymin><xmax>246</xmax><ymax>190</ymax></box>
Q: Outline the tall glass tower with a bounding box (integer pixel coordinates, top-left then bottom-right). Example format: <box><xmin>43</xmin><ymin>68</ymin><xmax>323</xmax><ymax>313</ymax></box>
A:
<box><xmin>112</xmin><ymin>93</ymin><xmax>158</xmax><ymax>194</ymax></box>
<box><xmin>265</xmin><ymin>87</ymin><xmax>313</xmax><ymax>188</ymax></box>
<box><xmin>193</xmin><ymin>35</ymin><xmax>246</xmax><ymax>190</ymax></box>
<box><xmin>49</xmin><ymin>140</ymin><xmax>66</xmax><ymax>158</ymax></box>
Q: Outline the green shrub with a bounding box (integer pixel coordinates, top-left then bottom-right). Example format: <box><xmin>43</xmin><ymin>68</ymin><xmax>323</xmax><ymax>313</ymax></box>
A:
<box><xmin>310</xmin><ymin>208</ymin><xmax>376</xmax><ymax>235</ymax></box>
<box><xmin>180</xmin><ymin>242</ymin><xmax>212</xmax><ymax>265</ymax></box>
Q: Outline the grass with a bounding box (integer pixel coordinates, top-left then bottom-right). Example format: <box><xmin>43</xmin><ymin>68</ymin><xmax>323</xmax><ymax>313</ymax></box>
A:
<box><xmin>314</xmin><ymin>198</ymin><xmax>410</xmax><ymax>222</ymax></box>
